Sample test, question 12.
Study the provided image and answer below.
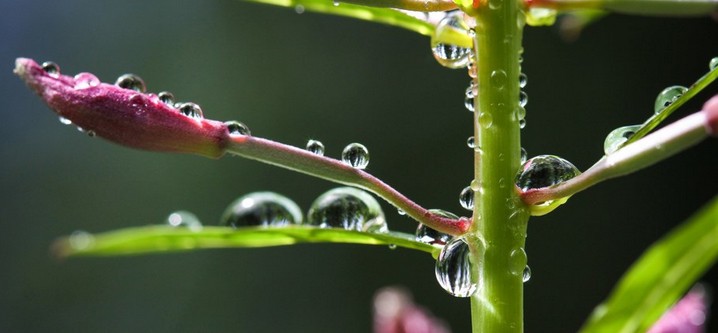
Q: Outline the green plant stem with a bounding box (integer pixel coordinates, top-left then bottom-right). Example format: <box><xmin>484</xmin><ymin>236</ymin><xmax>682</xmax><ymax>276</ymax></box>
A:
<box><xmin>468</xmin><ymin>2</ymin><xmax>529</xmax><ymax>333</ymax></box>
<box><xmin>525</xmin><ymin>0</ymin><xmax>718</xmax><ymax>16</ymax></box>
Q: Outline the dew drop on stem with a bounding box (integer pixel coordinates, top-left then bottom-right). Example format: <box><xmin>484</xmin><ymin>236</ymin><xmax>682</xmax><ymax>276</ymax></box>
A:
<box><xmin>467</xmin><ymin>136</ymin><xmax>475</xmax><ymax>149</ymax></box>
<box><xmin>306</xmin><ymin>139</ymin><xmax>325</xmax><ymax>156</ymax></box>
<box><xmin>519</xmin><ymin>91</ymin><xmax>528</xmax><ymax>107</ymax></box>
<box><xmin>59</xmin><ymin>116</ymin><xmax>72</xmax><ymax>125</ymax></box>
<box><xmin>341</xmin><ymin>143</ymin><xmax>369</xmax><ymax>169</ymax></box>
<box><xmin>114</xmin><ymin>74</ymin><xmax>146</xmax><ymax>93</ymax></box>
<box><xmin>220</xmin><ymin>192</ymin><xmax>303</xmax><ymax>228</ymax></box>
<box><xmin>307</xmin><ymin>187</ymin><xmax>387</xmax><ymax>233</ymax></box>
<box><xmin>178</xmin><ymin>102</ymin><xmax>204</xmax><ymax>120</ymax></box>
<box><xmin>603</xmin><ymin>124</ymin><xmax>641</xmax><ymax>155</ymax></box>
<box><xmin>225</xmin><ymin>121</ymin><xmax>251</xmax><ymax>136</ymax></box>
<box><xmin>710</xmin><ymin>57</ymin><xmax>718</xmax><ymax>70</ymax></box>
<box><xmin>431</xmin><ymin>13</ymin><xmax>472</xmax><ymax>69</ymax></box>
<box><xmin>523</xmin><ymin>266</ymin><xmax>532</xmax><ymax>283</ymax></box>
<box><xmin>416</xmin><ymin>209</ymin><xmax>457</xmax><ymax>245</ymax></box>
<box><xmin>515</xmin><ymin>155</ymin><xmax>580</xmax><ymax>191</ymax></box>
<box><xmin>158</xmin><ymin>91</ymin><xmax>175</xmax><ymax>107</ymax></box>
<box><xmin>167</xmin><ymin>211</ymin><xmax>203</xmax><ymax>231</ymax></box>
<box><xmin>654</xmin><ymin>85</ymin><xmax>688</xmax><ymax>114</ymax></box>
<box><xmin>508</xmin><ymin>247</ymin><xmax>527</xmax><ymax>276</ymax></box>
<box><xmin>435</xmin><ymin>238</ymin><xmax>477</xmax><ymax>297</ymax></box>
<box><xmin>519</xmin><ymin>72</ymin><xmax>527</xmax><ymax>88</ymax></box>
<box><xmin>41</xmin><ymin>61</ymin><xmax>60</xmax><ymax>78</ymax></box>
<box><xmin>459</xmin><ymin>186</ymin><xmax>474</xmax><ymax>211</ymax></box>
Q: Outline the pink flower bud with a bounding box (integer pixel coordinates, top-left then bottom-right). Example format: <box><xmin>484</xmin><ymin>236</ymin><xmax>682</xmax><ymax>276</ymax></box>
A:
<box><xmin>703</xmin><ymin>94</ymin><xmax>718</xmax><ymax>136</ymax></box>
<box><xmin>14</xmin><ymin>57</ymin><xmax>233</xmax><ymax>158</ymax></box>
<box><xmin>374</xmin><ymin>287</ymin><xmax>451</xmax><ymax>333</ymax></box>
<box><xmin>647</xmin><ymin>287</ymin><xmax>709</xmax><ymax>333</ymax></box>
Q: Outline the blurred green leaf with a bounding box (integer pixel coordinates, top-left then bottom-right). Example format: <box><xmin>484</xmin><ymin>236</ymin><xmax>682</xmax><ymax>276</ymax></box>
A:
<box><xmin>580</xmin><ymin>196</ymin><xmax>718</xmax><ymax>333</ymax></box>
<box><xmin>248</xmin><ymin>0</ymin><xmax>436</xmax><ymax>36</ymax></box>
<box><xmin>54</xmin><ymin>225</ymin><xmax>441</xmax><ymax>258</ymax></box>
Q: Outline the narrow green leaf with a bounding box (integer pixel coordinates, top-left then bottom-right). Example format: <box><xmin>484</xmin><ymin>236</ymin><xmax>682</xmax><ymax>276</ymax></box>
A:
<box><xmin>247</xmin><ymin>0</ymin><xmax>436</xmax><ymax>36</ymax></box>
<box><xmin>53</xmin><ymin>225</ymin><xmax>441</xmax><ymax>258</ymax></box>
<box><xmin>580</xmin><ymin>196</ymin><xmax>718</xmax><ymax>333</ymax></box>
<box><xmin>622</xmin><ymin>62</ymin><xmax>718</xmax><ymax>147</ymax></box>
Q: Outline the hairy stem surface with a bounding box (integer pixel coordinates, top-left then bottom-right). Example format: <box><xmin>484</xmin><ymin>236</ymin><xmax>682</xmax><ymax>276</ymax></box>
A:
<box><xmin>468</xmin><ymin>2</ymin><xmax>528</xmax><ymax>333</ymax></box>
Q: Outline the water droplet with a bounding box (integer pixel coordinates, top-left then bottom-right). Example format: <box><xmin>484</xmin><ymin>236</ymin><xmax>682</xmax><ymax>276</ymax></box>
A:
<box><xmin>654</xmin><ymin>85</ymin><xmax>687</xmax><ymax>114</ymax></box>
<box><xmin>59</xmin><ymin>116</ymin><xmax>72</xmax><ymax>125</ymax></box>
<box><xmin>431</xmin><ymin>13</ymin><xmax>472</xmax><ymax>69</ymax></box>
<box><xmin>41</xmin><ymin>61</ymin><xmax>60</xmax><ymax>78</ymax></box>
<box><xmin>73</xmin><ymin>73</ymin><xmax>100</xmax><ymax>89</ymax></box>
<box><xmin>221</xmin><ymin>192</ymin><xmax>302</xmax><ymax>228</ymax></box>
<box><xmin>306</xmin><ymin>139</ymin><xmax>325</xmax><ymax>156</ymax></box>
<box><xmin>68</xmin><ymin>230</ymin><xmax>94</xmax><ymax>250</ymax></box>
<box><xmin>167</xmin><ymin>210</ymin><xmax>202</xmax><ymax>231</ymax></box>
<box><xmin>294</xmin><ymin>4</ymin><xmax>305</xmax><ymax>13</ymax></box>
<box><xmin>225</xmin><ymin>121</ymin><xmax>250</xmax><ymax>136</ymax></box>
<box><xmin>515</xmin><ymin>155</ymin><xmax>580</xmax><ymax>191</ymax></box>
<box><xmin>470</xmin><ymin>179</ymin><xmax>480</xmax><ymax>191</ymax></box>
<box><xmin>488</xmin><ymin>0</ymin><xmax>502</xmax><ymax>9</ymax></box>
<box><xmin>341</xmin><ymin>143</ymin><xmax>369</xmax><ymax>169</ymax></box>
<box><xmin>435</xmin><ymin>238</ymin><xmax>477</xmax><ymax>297</ymax></box>
<box><xmin>710</xmin><ymin>57</ymin><xmax>718</xmax><ymax>70</ymax></box>
<box><xmin>307</xmin><ymin>187</ymin><xmax>386</xmax><ymax>232</ymax></box>
<box><xmin>519</xmin><ymin>118</ymin><xmax>526</xmax><ymax>129</ymax></box>
<box><xmin>459</xmin><ymin>186</ymin><xmax>474</xmax><ymax>211</ymax></box>
<box><xmin>178</xmin><ymin>102</ymin><xmax>204</xmax><ymax>120</ymax></box>
<box><xmin>519</xmin><ymin>73</ymin><xmax>527</xmax><ymax>88</ymax></box>
<box><xmin>603</xmin><ymin>124</ymin><xmax>641</xmax><ymax>155</ymax></box>
<box><xmin>508</xmin><ymin>247</ymin><xmax>527</xmax><ymax>276</ymax></box>
<box><xmin>467</xmin><ymin>136</ymin><xmax>475</xmax><ymax>149</ymax></box>
<box><xmin>388</xmin><ymin>244</ymin><xmax>397</xmax><ymax>250</ymax></box>
<box><xmin>519</xmin><ymin>91</ymin><xmax>528</xmax><ymax>107</ymax></box>
<box><xmin>522</xmin><ymin>265</ymin><xmax>532</xmax><ymax>282</ymax></box>
<box><xmin>397</xmin><ymin>208</ymin><xmax>406</xmax><ymax>216</ymax></box>
<box><xmin>498</xmin><ymin>177</ymin><xmax>506</xmax><ymax>188</ymax></box>
<box><xmin>158</xmin><ymin>91</ymin><xmax>175</xmax><ymax>107</ymax></box>
<box><xmin>520</xmin><ymin>147</ymin><xmax>527</xmax><ymax>164</ymax></box>
<box><xmin>415</xmin><ymin>219</ymin><xmax>453</xmax><ymax>245</ymax></box>
<box><xmin>464</xmin><ymin>95</ymin><xmax>475</xmax><ymax>112</ymax></box>
<box><xmin>86</xmin><ymin>130</ymin><xmax>96</xmax><ymax>137</ymax></box>
<box><xmin>479</xmin><ymin>112</ymin><xmax>493</xmax><ymax>129</ymax></box>
<box><xmin>333</xmin><ymin>0</ymin><xmax>339</xmax><ymax>6</ymax></box>
<box><xmin>490</xmin><ymin>70</ymin><xmax>507</xmax><ymax>90</ymax></box>
<box><xmin>114</xmin><ymin>74</ymin><xmax>146</xmax><ymax>93</ymax></box>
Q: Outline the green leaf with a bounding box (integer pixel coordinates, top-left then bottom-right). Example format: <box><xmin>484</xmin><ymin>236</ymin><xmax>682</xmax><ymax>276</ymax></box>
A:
<box><xmin>247</xmin><ymin>0</ymin><xmax>436</xmax><ymax>36</ymax></box>
<box><xmin>622</xmin><ymin>61</ymin><xmax>718</xmax><ymax>148</ymax></box>
<box><xmin>53</xmin><ymin>225</ymin><xmax>441</xmax><ymax>258</ymax></box>
<box><xmin>580</xmin><ymin>196</ymin><xmax>718</xmax><ymax>333</ymax></box>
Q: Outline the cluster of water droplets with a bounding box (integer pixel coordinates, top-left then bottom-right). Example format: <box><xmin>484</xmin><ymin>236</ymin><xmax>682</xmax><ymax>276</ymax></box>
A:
<box><xmin>307</xmin><ymin>187</ymin><xmax>387</xmax><ymax>233</ymax></box>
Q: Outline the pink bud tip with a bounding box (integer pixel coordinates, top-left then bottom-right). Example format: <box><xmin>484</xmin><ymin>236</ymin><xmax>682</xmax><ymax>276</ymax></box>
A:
<box><xmin>703</xmin><ymin>94</ymin><xmax>718</xmax><ymax>136</ymax></box>
<box><xmin>647</xmin><ymin>287</ymin><xmax>709</xmax><ymax>333</ymax></box>
<box><xmin>373</xmin><ymin>287</ymin><xmax>451</xmax><ymax>333</ymax></box>
<box><xmin>14</xmin><ymin>57</ymin><xmax>233</xmax><ymax>158</ymax></box>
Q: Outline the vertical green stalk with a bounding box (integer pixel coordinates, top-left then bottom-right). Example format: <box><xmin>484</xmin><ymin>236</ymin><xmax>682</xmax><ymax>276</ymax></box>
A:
<box><xmin>467</xmin><ymin>2</ymin><xmax>528</xmax><ymax>332</ymax></box>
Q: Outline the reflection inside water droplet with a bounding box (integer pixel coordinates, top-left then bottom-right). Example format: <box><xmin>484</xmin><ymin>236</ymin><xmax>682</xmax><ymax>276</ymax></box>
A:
<box><xmin>41</xmin><ymin>61</ymin><xmax>60</xmax><ymax>78</ymax></box>
<box><xmin>73</xmin><ymin>73</ymin><xmax>100</xmax><ymax>89</ymax></box>
<box><xmin>225</xmin><ymin>121</ymin><xmax>250</xmax><ymax>136</ymax></box>
<box><xmin>515</xmin><ymin>155</ymin><xmax>580</xmax><ymax>191</ymax></box>
<box><xmin>431</xmin><ymin>13</ymin><xmax>472</xmax><ymax>69</ymax></box>
<box><xmin>654</xmin><ymin>85</ymin><xmax>687</xmax><ymax>114</ymax></box>
<box><xmin>178</xmin><ymin>102</ymin><xmax>204</xmax><ymax>120</ymax></box>
<box><xmin>435</xmin><ymin>238</ymin><xmax>477</xmax><ymax>297</ymax></box>
<box><xmin>459</xmin><ymin>186</ymin><xmax>474</xmax><ymax>211</ymax></box>
<box><xmin>307</xmin><ymin>187</ymin><xmax>386</xmax><ymax>232</ymax></box>
<box><xmin>115</xmin><ymin>74</ymin><xmax>146</xmax><ymax>93</ymax></box>
<box><xmin>221</xmin><ymin>192</ymin><xmax>302</xmax><ymax>228</ymax></box>
<box><xmin>158</xmin><ymin>91</ymin><xmax>175</xmax><ymax>107</ymax></box>
<box><xmin>341</xmin><ymin>143</ymin><xmax>369</xmax><ymax>169</ymax></box>
<box><xmin>306</xmin><ymin>139</ymin><xmax>325</xmax><ymax>156</ymax></box>
<box><xmin>523</xmin><ymin>265</ymin><xmax>532</xmax><ymax>282</ymax></box>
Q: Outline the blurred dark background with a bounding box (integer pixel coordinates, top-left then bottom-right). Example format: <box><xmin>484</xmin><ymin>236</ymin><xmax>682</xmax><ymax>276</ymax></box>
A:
<box><xmin>1</xmin><ymin>0</ymin><xmax>717</xmax><ymax>332</ymax></box>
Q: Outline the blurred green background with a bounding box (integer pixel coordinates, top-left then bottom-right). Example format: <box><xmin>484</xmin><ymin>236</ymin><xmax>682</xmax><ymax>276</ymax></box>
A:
<box><xmin>2</xmin><ymin>0</ymin><xmax>718</xmax><ymax>332</ymax></box>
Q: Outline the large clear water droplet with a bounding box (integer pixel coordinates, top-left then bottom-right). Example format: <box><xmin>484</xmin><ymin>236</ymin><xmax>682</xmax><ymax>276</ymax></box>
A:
<box><xmin>225</xmin><ymin>121</ymin><xmax>250</xmax><ymax>135</ymax></box>
<box><xmin>508</xmin><ymin>247</ymin><xmax>528</xmax><ymax>276</ymax></box>
<box><xmin>515</xmin><ymin>155</ymin><xmax>580</xmax><ymax>191</ymax></box>
<box><xmin>73</xmin><ymin>73</ymin><xmax>100</xmax><ymax>89</ymax></box>
<box><xmin>341</xmin><ymin>143</ymin><xmax>369</xmax><ymax>169</ymax></box>
<box><xmin>115</xmin><ymin>74</ymin><xmax>146</xmax><ymax>93</ymax></box>
<box><xmin>307</xmin><ymin>187</ymin><xmax>386</xmax><ymax>232</ymax></box>
<box><xmin>178</xmin><ymin>102</ymin><xmax>204</xmax><ymax>120</ymax></box>
<box><xmin>41</xmin><ymin>61</ymin><xmax>60</xmax><ymax>78</ymax></box>
<box><xmin>479</xmin><ymin>112</ymin><xmax>493</xmax><ymax>129</ymax></box>
<box><xmin>306</xmin><ymin>139</ymin><xmax>325</xmax><ymax>156</ymax></box>
<box><xmin>431</xmin><ymin>13</ymin><xmax>472</xmax><ymax>69</ymax></box>
<box><xmin>710</xmin><ymin>57</ymin><xmax>718</xmax><ymax>71</ymax></box>
<box><xmin>167</xmin><ymin>211</ymin><xmax>202</xmax><ymax>231</ymax></box>
<box><xmin>603</xmin><ymin>124</ymin><xmax>641</xmax><ymax>155</ymax></box>
<box><xmin>158</xmin><ymin>91</ymin><xmax>175</xmax><ymax>107</ymax></box>
<box><xmin>654</xmin><ymin>85</ymin><xmax>687</xmax><ymax>114</ymax></box>
<box><xmin>221</xmin><ymin>192</ymin><xmax>302</xmax><ymax>228</ymax></box>
<box><xmin>523</xmin><ymin>265</ymin><xmax>532</xmax><ymax>282</ymax></box>
<box><xmin>459</xmin><ymin>186</ymin><xmax>474</xmax><ymax>211</ymax></box>
<box><xmin>416</xmin><ymin>210</ymin><xmax>456</xmax><ymax>245</ymax></box>
<box><xmin>490</xmin><ymin>70</ymin><xmax>507</xmax><ymax>90</ymax></box>
<box><xmin>435</xmin><ymin>238</ymin><xmax>477</xmax><ymax>297</ymax></box>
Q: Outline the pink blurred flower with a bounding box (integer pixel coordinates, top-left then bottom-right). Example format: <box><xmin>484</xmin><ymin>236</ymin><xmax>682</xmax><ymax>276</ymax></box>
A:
<box><xmin>647</xmin><ymin>287</ymin><xmax>710</xmax><ymax>333</ymax></box>
<box><xmin>374</xmin><ymin>287</ymin><xmax>451</xmax><ymax>333</ymax></box>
